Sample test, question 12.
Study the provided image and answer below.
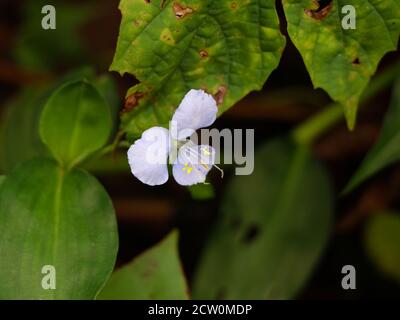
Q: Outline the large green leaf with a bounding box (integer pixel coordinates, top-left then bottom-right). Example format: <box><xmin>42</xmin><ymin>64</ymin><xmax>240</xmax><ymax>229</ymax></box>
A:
<box><xmin>0</xmin><ymin>158</ymin><xmax>118</xmax><ymax>299</ymax></box>
<box><xmin>193</xmin><ymin>138</ymin><xmax>333</xmax><ymax>299</ymax></box>
<box><xmin>282</xmin><ymin>0</ymin><xmax>400</xmax><ymax>128</ymax></box>
<box><xmin>97</xmin><ymin>231</ymin><xmax>188</xmax><ymax>300</ymax></box>
<box><xmin>364</xmin><ymin>212</ymin><xmax>400</xmax><ymax>282</ymax></box>
<box><xmin>40</xmin><ymin>81</ymin><xmax>113</xmax><ymax>168</ymax></box>
<box><xmin>112</xmin><ymin>0</ymin><xmax>285</xmax><ymax>139</ymax></box>
<box><xmin>344</xmin><ymin>78</ymin><xmax>400</xmax><ymax>193</ymax></box>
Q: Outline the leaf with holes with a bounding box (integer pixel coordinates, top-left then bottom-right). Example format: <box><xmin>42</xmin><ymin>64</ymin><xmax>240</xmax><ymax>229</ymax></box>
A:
<box><xmin>97</xmin><ymin>231</ymin><xmax>188</xmax><ymax>300</ymax></box>
<box><xmin>193</xmin><ymin>138</ymin><xmax>333</xmax><ymax>299</ymax></box>
<box><xmin>364</xmin><ymin>212</ymin><xmax>400</xmax><ymax>282</ymax></box>
<box><xmin>0</xmin><ymin>158</ymin><xmax>118</xmax><ymax>299</ymax></box>
<box><xmin>344</xmin><ymin>78</ymin><xmax>400</xmax><ymax>193</ymax></box>
<box><xmin>282</xmin><ymin>0</ymin><xmax>400</xmax><ymax>128</ymax></box>
<box><xmin>111</xmin><ymin>0</ymin><xmax>285</xmax><ymax>139</ymax></box>
<box><xmin>40</xmin><ymin>80</ymin><xmax>112</xmax><ymax>168</ymax></box>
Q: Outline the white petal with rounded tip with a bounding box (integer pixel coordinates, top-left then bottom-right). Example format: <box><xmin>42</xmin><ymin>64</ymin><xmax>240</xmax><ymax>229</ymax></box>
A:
<box><xmin>171</xmin><ymin>89</ymin><xmax>218</xmax><ymax>140</ymax></box>
<box><xmin>127</xmin><ymin>127</ymin><xmax>170</xmax><ymax>186</ymax></box>
<box><xmin>172</xmin><ymin>143</ymin><xmax>215</xmax><ymax>186</ymax></box>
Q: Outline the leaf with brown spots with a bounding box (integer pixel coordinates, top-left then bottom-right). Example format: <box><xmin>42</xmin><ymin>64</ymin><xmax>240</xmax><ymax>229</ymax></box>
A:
<box><xmin>111</xmin><ymin>0</ymin><xmax>285</xmax><ymax>139</ymax></box>
<box><xmin>173</xmin><ymin>2</ymin><xmax>194</xmax><ymax>19</ymax></box>
<box><xmin>283</xmin><ymin>0</ymin><xmax>400</xmax><ymax>129</ymax></box>
<box><xmin>199</xmin><ymin>49</ymin><xmax>208</xmax><ymax>58</ymax></box>
<box><xmin>121</xmin><ymin>92</ymin><xmax>144</xmax><ymax>114</ymax></box>
<box><xmin>214</xmin><ymin>85</ymin><xmax>227</xmax><ymax>105</ymax></box>
<box><xmin>304</xmin><ymin>0</ymin><xmax>333</xmax><ymax>20</ymax></box>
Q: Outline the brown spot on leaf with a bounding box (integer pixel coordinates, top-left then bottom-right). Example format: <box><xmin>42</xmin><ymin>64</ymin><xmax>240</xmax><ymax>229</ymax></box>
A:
<box><xmin>214</xmin><ymin>85</ymin><xmax>227</xmax><ymax>105</ymax></box>
<box><xmin>121</xmin><ymin>92</ymin><xmax>144</xmax><ymax>114</ymax></box>
<box><xmin>199</xmin><ymin>50</ymin><xmax>208</xmax><ymax>58</ymax></box>
<box><xmin>304</xmin><ymin>0</ymin><xmax>333</xmax><ymax>20</ymax></box>
<box><xmin>142</xmin><ymin>260</ymin><xmax>159</xmax><ymax>278</ymax></box>
<box><xmin>144</xmin><ymin>0</ymin><xmax>150</xmax><ymax>3</ymax></box>
<box><xmin>231</xmin><ymin>2</ymin><xmax>238</xmax><ymax>9</ymax></box>
<box><xmin>173</xmin><ymin>2</ymin><xmax>194</xmax><ymax>19</ymax></box>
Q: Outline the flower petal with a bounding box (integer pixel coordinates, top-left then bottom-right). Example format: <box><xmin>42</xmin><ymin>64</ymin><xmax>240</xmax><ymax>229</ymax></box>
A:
<box><xmin>172</xmin><ymin>143</ymin><xmax>215</xmax><ymax>186</ymax></box>
<box><xmin>127</xmin><ymin>127</ymin><xmax>170</xmax><ymax>186</ymax></box>
<box><xmin>171</xmin><ymin>89</ymin><xmax>217</xmax><ymax>140</ymax></box>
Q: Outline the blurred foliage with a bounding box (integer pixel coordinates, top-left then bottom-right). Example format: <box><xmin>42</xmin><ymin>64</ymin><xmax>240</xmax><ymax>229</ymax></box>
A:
<box><xmin>344</xmin><ymin>77</ymin><xmax>400</xmax><ymax>193</ymax></box>
<box><xmin>94</xmin><ymin>74</ymin><xmax>121</xmax><ymax>135</ymax></box>
<box><xmin>98</xmin><ymin>231</ymin><xmax>188</xmax><ymax>300</ymax></box>
<box><xmin>364</xmin><ymin>212</ymin><xmax>400</xmax><ymax>283</ymax></box>
<box><xmin>13</xmin><ymin>0</ymin><xmax>92</xmax><ymax>71</ymax></box>
<box><xmin>0</xmin><ymin>88</ymin><xmax>49</xmax><ymax>173</ymax></box>
<box><xmin>193</xmin><ymin>138</ymin><xmax>333</xmax><ymax>299</ymax></box>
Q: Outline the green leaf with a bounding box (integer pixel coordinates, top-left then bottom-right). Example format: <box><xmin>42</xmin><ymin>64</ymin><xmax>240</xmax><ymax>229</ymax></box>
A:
<box><xmin>112</xmin><ymin>0</ymin><xmax>285</xmax><ymax>139</ymax></box>
<box><xmin>93</xmin><ymin>74</ymin><xmax>121</xmax><ymax>135</ymax></box>
<box><xmin>14</xmin><ymin>0</ymin><xmax>91</xmax><ymax>71</ymax></box>
<box><xmin>364</xmin><ymin>212</ymin><xmax>400</xmax><ymax>282</ymax></box>
<box><xmin>40</xmin><ymin>80</ymin><xmax>113</xmax><ymax>168</ymax></box>
<box><xmin>0</xmin><ymin>67</ymin><xmax>100</xmax><ymax>173</ymax></box>
<box><xmin>97</xmin><ymin>231</ymin><xmax>188</xmax><ymax>300</ymax></box>
<box><xmin>343</xmin><ymin>78</ymin><xmax>400</xmax><ymax>193</ymax></box>
<box><xmin>282</xmin><ymin>0</ymin><xmax>400</xmax><ymax>128</ymax></box>
<box><xmin>193</xmin><ymin>138</ymin><xmax>333</xmax><ymax>299</ymax></box>
<box><xmin>0</xmin><ymin>176</ymin><xmax>5</xmax><ymax>186</ymax></box>
<box><xmin>0</xmin><ymin>89</ymin><xmax>49</xmax><ymax>173</ymax></box>
<box><xmin>0</xmin><ymin>158</ymin><xmax>118</xmax><ymax>299</ymax></box>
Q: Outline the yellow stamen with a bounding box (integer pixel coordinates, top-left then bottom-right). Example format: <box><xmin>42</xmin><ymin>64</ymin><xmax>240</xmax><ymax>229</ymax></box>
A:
<box><xmin>182</xmin><ymin>163</ymin><xmax>193</xmax><ymax>174</ymax></box>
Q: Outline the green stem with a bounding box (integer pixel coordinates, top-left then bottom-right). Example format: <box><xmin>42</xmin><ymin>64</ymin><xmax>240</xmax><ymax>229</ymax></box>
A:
<box><xmin>293</xmin><ymin>63</ymin><xmax>400</xmax><ymax>145</ymax></box>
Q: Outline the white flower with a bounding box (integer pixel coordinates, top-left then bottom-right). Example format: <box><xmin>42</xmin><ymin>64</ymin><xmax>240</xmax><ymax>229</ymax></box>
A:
<box><xmin>127</xmin><ymin>89</ymin><xmax>221</xmax><ymax>186</ymax></box>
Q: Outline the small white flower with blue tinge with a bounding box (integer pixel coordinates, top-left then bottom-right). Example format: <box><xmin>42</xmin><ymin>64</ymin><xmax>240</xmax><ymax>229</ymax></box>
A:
<box><xmin>127</xmin><ymin>89</ymin><xmax>223</xmax><ymax>186</ymax></box>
